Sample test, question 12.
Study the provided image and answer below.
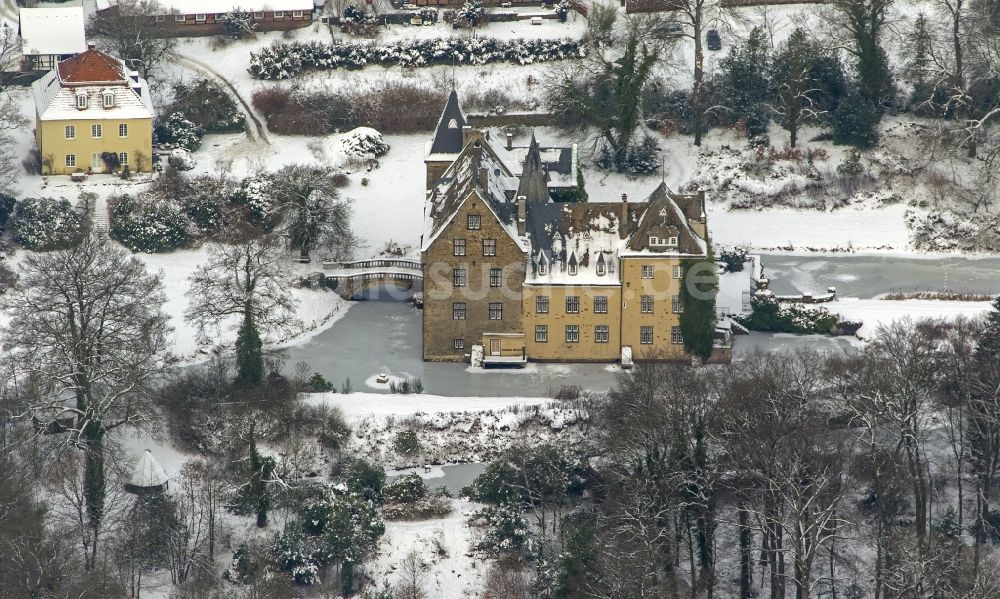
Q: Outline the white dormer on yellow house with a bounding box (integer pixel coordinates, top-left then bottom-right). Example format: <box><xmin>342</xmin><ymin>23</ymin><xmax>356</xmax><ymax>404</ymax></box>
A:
<box><xmin>31</xmin><ymin>46</ymin><xmax>154</xmax><ymax>175</ymax></box>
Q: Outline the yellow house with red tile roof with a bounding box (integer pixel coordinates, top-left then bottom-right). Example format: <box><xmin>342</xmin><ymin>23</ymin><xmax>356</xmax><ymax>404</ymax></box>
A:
<box><xmin>31</xmin><ymin>47</ymin><xmax>154</xmax><ymax>175</ymax></box>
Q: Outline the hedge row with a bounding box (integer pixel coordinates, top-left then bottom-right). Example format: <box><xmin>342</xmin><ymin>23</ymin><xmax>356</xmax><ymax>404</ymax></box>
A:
<box><xmin>248</xmin><ymin>37</ymin><xmax>585</xmax><ymax>80</ymax></box>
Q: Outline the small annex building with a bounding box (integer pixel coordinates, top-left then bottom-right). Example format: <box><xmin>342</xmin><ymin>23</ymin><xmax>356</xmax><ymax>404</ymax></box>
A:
<box><xmin>125</xmin><ymin>450</ymin><xmax>169</xmax><ymax>495</ymax></box>
<box><xmin>17</xmin><ymin>7</ymin><xmax>88</xmax><ymax>71</ymax></box>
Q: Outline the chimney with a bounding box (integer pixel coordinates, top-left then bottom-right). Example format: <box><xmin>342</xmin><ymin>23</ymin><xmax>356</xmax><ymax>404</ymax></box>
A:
<box><xmin>619</xmin><ymin>194</ymin><xmax>629</xmax><ymax>238</ymax></box>
<box><xmin>517</xmin><ymin>195</ymin><xmax>526</xmax><ymax>236</ymax></box>
<box><xmin>478</xmin><ymin>165</ymin><xmax>488</xmax><ymax>190</ymax></box>
<box><xmin>506</xmin><ymin>133</ymin><xmax>513</xmax><ymax>150</ymax></box>
<box><xmin>87</xmin><ymin>41</ymin><xmax>96</xmax><ymax>50</ymax></box>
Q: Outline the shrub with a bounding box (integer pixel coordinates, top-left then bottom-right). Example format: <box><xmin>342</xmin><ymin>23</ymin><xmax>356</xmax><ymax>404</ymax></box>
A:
<box><xmin>472</xmin><ymin>501</ymin><xmax>530</xmax><ymax>555</ymax></box>
<box><xmin>596</xmin><ymin>136</ymin><xmax>661</xmax><ymax>174</ymax></box>
<box><xmin>232</xmin><ymin>174</ymin><xmax>277</xmax><ymax>228</ymax></box>
<box><xmin>341</xmin><ymin>127</ymin><xmax>390</xmax><ymax>161</ymax></box>
<box><xmin>0</xmin><ymin>193</ymin><xmax>17</xmax><ymax>229</ymax></box>
<box><xmin>383</xmin><ymin>473</ymin><xmax>426</xmax><ymax>503</ymax></box>
<box><xmin>734</xmin><ymin>293</ymin><xmax>856</xmax><ymax>335</ymax></box>
<box><xmin>393</xmin><ymin>430</ymin><xmax>421</xmax><ymax>456</ymax></box>
<box><xmin>306</xmin><ymin>373</ymin><xmax>334</xmax><ymax>392</ymax></box>
<box><xmin>11</xmin><ymin>197</ymin><xmax>83</xmax><ymax>250</ymax></box>
<box><xmin>166</xmin><ymin>78</ymin><xmax>245</xmax><ymax>133</ymax></box>
<box><xmin>155</xmin><ymin>112</ymin><xmax>205</xmax><ymax>152</ymax></box>
<box><xmin>253</xmin><ymin>83</ymin><xmax>441</xmax><ymax>135</ymax></box>
<box><xmin>181</xmin><ymin>186</ymin><xmax>226</xmax><ymax>234</ymax></box>
<box><xmin>248</xmin><ymin>37</ymin><xmax>586</xmax><ymax>80</ymax></box>
<box><xmin>219</xmin><ymin>8</ymin><xmax>257</xmax><ymax>39</ymax></box>
<box><xmin>345</xmin><ymin>459</ymin><xmax>386</xmax><ymax>503</ymax></box>
<box><xmin>832</xmin><ymin>93</ymin><xmax>880</xmax><ymax>148</ymax></box>
<box><xmin>719</xmin><ymin>246</ymin><xmax>749</xmax><ymax>273</ymax></box>
<box><xmin>110</xmin><ymin>194</ymin><xmax>191</xmax><ymax>253</ymax></box>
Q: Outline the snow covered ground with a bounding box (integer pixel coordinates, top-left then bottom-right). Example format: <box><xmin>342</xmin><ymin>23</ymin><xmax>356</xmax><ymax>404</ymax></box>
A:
<box><xmin>825</xmin><ymin>297</ymin><xmax>994</xmax><ymax>339</ymax></box>
<box><xmin>303</xmin><ymin>391</ymin><xmax>551</xmax><ymax>421</ymax></box>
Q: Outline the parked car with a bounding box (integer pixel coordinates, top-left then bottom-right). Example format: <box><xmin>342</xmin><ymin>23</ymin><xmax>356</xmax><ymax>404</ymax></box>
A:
<box><xmin>706</xmin><ymin>29</ymin><xmax>722</xmax><ymax>51</ymax></box>
<box><xmin>657</xmin><ymin>20</ymin><xmax>684</xmax><ymax>38</ymax></box>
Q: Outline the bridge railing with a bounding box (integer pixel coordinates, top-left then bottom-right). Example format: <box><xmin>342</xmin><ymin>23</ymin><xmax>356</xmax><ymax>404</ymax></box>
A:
<box><xmin>322</xmin><ymin>258</ymin><xmax>421</xmax><ymax>271</ymax></box>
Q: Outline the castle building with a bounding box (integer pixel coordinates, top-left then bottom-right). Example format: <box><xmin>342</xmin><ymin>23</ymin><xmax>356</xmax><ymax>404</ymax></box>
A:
<box><xmin>421</xmin><ymin>93</ymin><xmax>722</xmax><ymax>365</ymax></box>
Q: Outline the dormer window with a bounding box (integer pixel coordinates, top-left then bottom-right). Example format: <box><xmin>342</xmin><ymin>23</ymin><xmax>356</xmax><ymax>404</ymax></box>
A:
<box><xmin>649</xmin><ymin>236</ymin><xmax>679</xmax><ymax>248</ymax></box>
<box><xmin>596</xmin><ymin>262</ymin><xmax>605</xmax><ymax>276</ymax></box>
<box><xmin>539</xmin><ymin>263</ymin><xmax>546</xmax><ymax>275</ymax></box>
<box><xmin>649</xmin><ymin>236</ymin><xmax>658</xmax><ymax>246</ymax></box>
<box><xmin>569</xmin><ymin>263</ymin><xmax>577</xmax><ymax>276</ymax></box>
<box><xmin>668</xmin><ymin>236</ymin><xmax>678</xmax><ymax>246</ymax></box>
<box><xmin>75</xmin><ymin>92</ymin><xmax>87</xmax><ymax>110</ymax></box>
<box><xmin>102</xmin><ymin>90</ymin><xmax>115</xmax><ymax>109</ymax></box>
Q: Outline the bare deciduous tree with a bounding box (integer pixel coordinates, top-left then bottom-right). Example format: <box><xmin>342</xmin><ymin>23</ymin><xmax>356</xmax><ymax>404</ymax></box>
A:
<box><xmin>2</xmin><ymin>234</ymin><xmax>172</xmax><ymax>569</ymax></box>
<box><xmin>89</xmin><ymin>0</ymin><xmax>177</xmax><ymax>81</ymax></box>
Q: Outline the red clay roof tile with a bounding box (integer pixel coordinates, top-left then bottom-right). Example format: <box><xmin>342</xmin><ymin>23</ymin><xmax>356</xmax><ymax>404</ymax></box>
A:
<box><xmin>57</xmin><ymin>48</ymin><xmax>126</xmax><ymax>85</ymax></box>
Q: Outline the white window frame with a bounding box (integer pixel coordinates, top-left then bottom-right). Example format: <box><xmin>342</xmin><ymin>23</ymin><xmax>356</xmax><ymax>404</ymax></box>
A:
<box><xmin>65</xmin><ymin>125</ymin><xmax>75</xmax><ymax>139</ymax></box>
<box><xmin>102</xmin><ymin>91</ymin><xmax>114</xmax><ymax>108</ymax></box>
<box><xmin>488</xmin><ymin>302</ymin><xmax>503</xmax><ymax>321</ymax></box>
<box><xmin>641</xmin><ymin>295</ymin><xmax>654</xmax><ymax>314</ymax></box>
<box><xmin>273</xmin><ymin>10</ymin><xmax>285</xmax><ymax>18</ymax></box>
<box><xmin>642</xmin><ymin>265</ymin><xmax>654</xmax><ymax>279</ymax></box>
<box><xmin>672</xmin><ymin>295</ymin><xmax>684</xmax><ymax>314</ymax></box>
<box><xmin>452</xmin><ymin>302</ymin><xmax>466</xmax><ymax>320</ymax></box>
<box><xmin>119</xmin><ymin>123</ymin><xmax>128</xmax><ymax>138</ymax></box>
<box><xmin>535</xmin><ymin>325</ymin><xmax>548</xmax><ymax>343</ymax></box>
<box><xmin>568</xmin><ymin>263</ymin><xmax>577</xmax><ymax>276</ymax></box>
<box><xmin>453</xmin><ymin>238</ymin><xmax>466</xmax><ymax>256</ymax></box>
<box><xmin>535</xmin><ymin>296</ymin><xmax>549</xmax><ymax>314</ymax></box>
<box><xmin>75</xmin><ymin>93</ymin><xmax>87</xmax><ymax>109</ymax></box>
<box><xmin>453</xmin><ymin>268</ymin><xmax>466</xmax><ymax>287</ymax></box>
<box><xmin>65</xmin><ymin>154</ymin><xmax>76</xmax><ymax>168</ymax></box>
<box><xmin>594</xmin><ymin>296</ymin><xmax>608</xmax><ymax>314</ymax></box>
<box><xmin>640</xmin><ymin>326</ymin><xmax>653</xmax><ymax>345</ymax></box>
<box><xmin>482</xmin><ymin>238</ymin><xmax>496</xmax><ymax>256</ymax></box>
<box><xmin>671</xmin><ymin>326</ymin><xmax>683</xmax><ymax>345</ymax></box>
<box><xmin>595</xmin><ymin>325</ymin><xmax>609</xmax><ymax>343</ymax></box>
<box><xmin>453</xmin><ymin>338</ymin><xmax>465</xmax><ymax>350</ymax></box>
<box><xmin>489</xmin><ymin>268</ymin><xmax>502</xmax><ymax>288</ymax></box>
<box><xmin>565</xmin><ymin>296</ymin><xmax>580</xmax><ymax>314</ymax></box>
<box><xmin>596</xmin><ymin>262</ymin><xmax>605</xmax><ymax>276</ymax></box>
<box><xmin>91</xmin><ymin>124</ymin><xmax>102</xmax><ymax>139</ymax></box>
<box><xmin>175</xmin><ymin>14</ymin><xmax>186</xmax><ymax>22</ymax></box>
<box><xmin>195</xmin><ymin>13</ymin><xmax>207</xmax><ymax>21</ymax></box>
<box><xmin>252</xmin><ymin>11</ymin><xmax>264</xmax><ymax>19</ymax></box>
<box><xmin>118</xmin><ymin>152</ymin><xmax>128</xmax><ymax>166</ymax></box>
<box><xmin>292</xmin><ymin>9</ymin><xmax>304</xmax><ymax>17</ymax></box>
<box><xmin>467</xmin><ymin>214</ymin><xmax>480</xmax><ymax>230</ymax></box>
<box><xmin>565</xmin><ymin>325</ymin><xmax>580</xmax><ymax>343</ymax></box>
<box><xmin>673</xmin><ymin>265</ymin><xmax>683</xmax><ymax>279</ymax></box>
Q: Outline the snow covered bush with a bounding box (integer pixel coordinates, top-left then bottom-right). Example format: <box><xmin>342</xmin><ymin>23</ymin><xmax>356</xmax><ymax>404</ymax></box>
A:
<box><xmin>555</xmin><ymin>0</ymin><xmax>571</xmax><ymax>22</ymax></box>
<box><xmin>735</xmin><ymin>293</ymin><xmax>860</xmax><ymax>335</ymax></box>
<box><xmin>341</xmin><ymin>127</ymin><xmax>389</xmax><ymax>160</ymax></box>
<box><xmin>182</xmin><ymin>187</ymin><xmax>225</xmax><ymax>234</ymax></box>
<box><xmin>110</xmin><ymin>194</ymin><xmax>191</xmax><ymax>253</ymax></box>
<box><xmin>455</xmin><ymin>0</ymin><xmax>486</xmax><ymax>26</ymax></box>
<box><xmin>232</xmin><ymin>174</ymin><xmax>277</xmax><ymax>228</ymax></box>
<box><xmin>167</xmin><ymin>148</ymin><xmax>196</xmax><ymax>171</ymax></box>
<box><xmin>596</xmin><ymin>135</ymin><xmax>661</xmax><ymax>174</ymax></box>
<box><xmin>471</xmin><ymin>501</ymin><xmax>531</xmax><ymax>556</ymax></box>
<box><xmin>11</xmin><ymin>197</ymin><xmax>83</xmax><ymax>250</ymax></box>
<box><xmin>219</xmin><ymin>8</ymin><xmax>257</xmax><ymax>38</ymax></box>
<box><xmin>719</xmin><ymin>246</ymin><xmax>750</xmax><ymax>273</ymax></box>
<box><xmin>166</xmin><ymin>78</ymin><xmax>245</xmax><ymax>133</ymax></box>
<box><xmin>383</xmin><ymin>474</ymin><xmax>426</xmax><ymax>503</ymax></box>
<box><xmin>248</xmin><ymin>38</ymin><xmax>586</xmax><ymax>80</ymax></box>
<box><xmin>155</xmin><ymin>112</ymin><xmax>205</xmax><ymax>152</ymax></box>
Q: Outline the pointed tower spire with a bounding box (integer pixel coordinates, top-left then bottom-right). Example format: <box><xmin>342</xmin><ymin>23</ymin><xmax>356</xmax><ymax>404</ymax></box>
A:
<box><xmin>515</xmin><ymin>132</ymin><xmax>549</xmax><ymax>204</ymax></box>
<box><xmin>429</xmin><ymin>89</ymin><xmax>467</xmax><ymax>155</ymax></box>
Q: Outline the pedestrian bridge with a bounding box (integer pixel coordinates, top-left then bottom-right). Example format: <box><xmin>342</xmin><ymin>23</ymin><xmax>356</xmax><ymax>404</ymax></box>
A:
<box><xmin>322</xmin><ymin>258</ymin><xmax>422</xmax><ymax>298</ymax></box>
